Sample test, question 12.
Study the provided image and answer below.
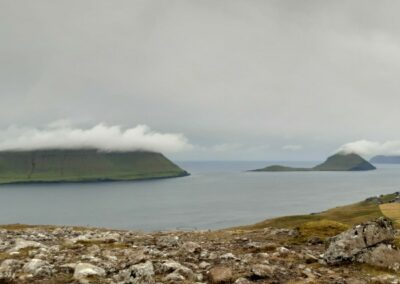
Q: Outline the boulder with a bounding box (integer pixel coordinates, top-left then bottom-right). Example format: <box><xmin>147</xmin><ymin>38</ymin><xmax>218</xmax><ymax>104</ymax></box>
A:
<box><xmin>127</xmin><ymin>261</ymin><xmax>155</xmax><ymax>284</ymax></box>
<box><xmin>181</xmin><ymin>241</ymin><xmax>201</xmax><ymax>254</ymax></box>
<box><xmin>164</xmin><ymin>271</ymin><xmax>186</xmax><ymax>282</ymax></box>
<box><xmin>324</xmin><ymin>218</ymin><xmax>394</xmax><ymax>265</ymax></box>
<box><xmin>357</xmin><ymin>244</ymin><xmax>400</xmax><ymax>271</ymax></box>
<box><xmin>251</xmin><ymin>264</ymin><xmax>276</xmax><ymax>278</ymax></box>
<box><xmin>23</xmin><ymin>259</ymin><xmax>52</xmax><ymax>276</ymax></box>
<box><xmin>208</xmin><ymin>265</ymin><xmax>233</xmax><ymax>284</ymax></box>
<box><xmin>73</xmin><ymin>263</ymin><xmax>106</xmax><ymax>282</ymax></box>
<box><xmin>157</xmin><ymin>235</ymin><xmax>180</xmax><ymax>248</ymax></box>
<box><xmin>8</xmin><ymin>238</ymin><xmax>45</xmax><ymax>252</ymax></box>
<box><xmin>0</xmin><ymin>259</ymin><xmax>23</xmax><ymax>280</ymax></box>
<box><xmin>160</xmin><ymin>260</ymin><xmax>195</xmax><ymax>280</ymax></box>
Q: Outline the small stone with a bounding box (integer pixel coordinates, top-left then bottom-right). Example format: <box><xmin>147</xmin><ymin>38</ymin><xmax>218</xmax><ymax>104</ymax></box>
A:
<box><xmin>181</xmin><ymin>241</ymin><xmax>202</xmax><ymax>253</ymax></box>
<box><xmin>164</xmin><ymin>271</ymin><xmax>185</xmax><ymax>281</ymax></box>
<box><xmin>251</xmin><ymin>264</ymin><xmax>275</xmax><ymax>278</ymax></box>
<box><xmin>235</xmin><ymin>277</ymin><xmax>252</xmax><ymax>284</ymax></box>
<box><xmin>220</xmin><ymin>253</ymin><xmax>237</xmax><ymax>260</ymax></box>
<box><xmin>276</xmin><ymin>247</ymin><xmax>290</xmax><ymax>256</ymax></box>
<box><xmin>199</xmin><ymin>261</ymin><xmax>211</xmax><ymax>269</ymax></box>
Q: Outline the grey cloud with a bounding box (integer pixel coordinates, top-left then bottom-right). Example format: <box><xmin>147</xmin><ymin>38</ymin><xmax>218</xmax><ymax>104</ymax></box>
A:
<box><xmin>1</xmin><ymin>1</ymin><xmax>400</xmax><ymax>160</ymax></box>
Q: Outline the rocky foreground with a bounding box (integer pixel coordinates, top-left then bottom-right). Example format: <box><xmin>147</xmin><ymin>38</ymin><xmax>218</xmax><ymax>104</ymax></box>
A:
<box><xmin>1</xmin><ymin>217</ymin><xmax>400</xmax><ymax>283</ymax></box>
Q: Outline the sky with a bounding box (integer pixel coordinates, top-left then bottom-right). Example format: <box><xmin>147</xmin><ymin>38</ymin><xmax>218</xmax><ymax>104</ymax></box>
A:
<box><xmin>1</xmin><ymin>0</ymin><xmax>400</xmax><ymax>161</ymax></box>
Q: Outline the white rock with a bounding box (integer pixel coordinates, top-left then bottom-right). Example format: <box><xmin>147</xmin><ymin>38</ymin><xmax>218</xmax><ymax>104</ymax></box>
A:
<box><xmin>164</xmin><ymin>271</ymin><xmax>185</xmax><ymax>281</ymax></box>
<box><xmin>8</xmin><ymin>239</ymin><xmax>45</xmax><ymax>252</ymax></box>
<box><xmin>73</xmin><ymin>263</ymin><xmax>106</xmax><ymax>282</ymax></box>
<box><xmin>129</xmin><ymin>261</ymin><xmax>155</xmax><ymax>284</ymax></box>
<box><xmin>199</xmin><ymin>261</ymin><xmax>211</xmax><ymax>269</ymax></box>
<box><xmin>220</xmin><ymin>252</ymin><xmax>238</xmax><ymax>260</ymax></box>
<box><xmin>23</xmin><ymin>259</ymin><xmax>51</xmax><ymax>276</ymax></box>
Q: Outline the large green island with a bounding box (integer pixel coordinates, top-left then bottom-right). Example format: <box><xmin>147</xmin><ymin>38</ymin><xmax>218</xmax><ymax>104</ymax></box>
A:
<box><xmin>252</xmin><ymin>152</ymin><xmax>376</xmax><ymax>172</ymax></box>
<box><xmin>0</xmin><ymin>149</ymin><xmax>189</xmax><ymax>184</ymax></box>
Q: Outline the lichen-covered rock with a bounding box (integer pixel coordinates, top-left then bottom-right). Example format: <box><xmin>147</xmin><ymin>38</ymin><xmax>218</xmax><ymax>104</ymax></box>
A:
<box><xmin>324</xmin><ymin>218</ymin><xmax>394</xmax><ymax>264</ymax></box>
<box><xmin>0</xmin><ymin>259</ymin><xmax>23</xmax><ymax>280</ymax></box>
<box><xmin>357</xmin><ymin>244</ymin><xmax>400</xmax><ymax>271</ymax></box>
<box><xmin>23</xmin><ymin>258</ymin><xmax>52</xmax><ymax>276</ymax></box>
<box><xmin>118</xmin><ymin>261</ymin><xmax>155</xmax><ymax>284</ymax></box>
<box><xmin>251</xmin><ymin>264</ymin><xmax>276</xmax><ymax>278</ymax></box>
<box><xmin>160</xmin><ymin>260</ymin><xmax>195</xmax><ymax>280</ymax></box>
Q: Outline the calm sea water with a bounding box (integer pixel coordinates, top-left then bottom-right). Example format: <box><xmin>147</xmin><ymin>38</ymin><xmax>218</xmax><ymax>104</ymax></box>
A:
<box><xmin>0</xmin><ymin>161</ymin><xmax>399</xmax><ymax>231</ymax></box>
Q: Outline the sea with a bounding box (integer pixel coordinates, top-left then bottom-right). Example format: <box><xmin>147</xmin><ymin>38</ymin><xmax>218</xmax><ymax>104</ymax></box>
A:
<box><xmin>0</xmin><ymin>161</ymin><xmax>399</xmax><ymax>231</ymax></box>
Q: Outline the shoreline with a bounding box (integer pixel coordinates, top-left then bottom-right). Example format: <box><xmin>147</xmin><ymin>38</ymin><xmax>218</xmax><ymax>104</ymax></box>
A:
<box><xmin>0</xmin><ymin>171</ymin><xmax>190</xmax><ymax>186</ymax></box>
<box><xmin>1</xmin><ymin>193</ymin><xmax>400</xmax><ymax>283</ymax></box>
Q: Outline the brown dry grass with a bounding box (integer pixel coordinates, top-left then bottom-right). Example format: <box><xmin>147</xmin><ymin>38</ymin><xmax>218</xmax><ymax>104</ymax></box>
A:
<box><xmin>380</xmin><ymin>203</ymin><xmax>400</xmax><ymax>224</ymax></box>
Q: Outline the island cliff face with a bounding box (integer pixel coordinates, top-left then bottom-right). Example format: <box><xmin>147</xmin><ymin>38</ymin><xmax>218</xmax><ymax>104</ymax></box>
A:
<box><xmin>253</xmin><ymin>153</ymin><xmax>376</xmax><ymax>172</ymax></box>
<box><xmin>0</xmin><ymin>149</ymin><xmax>188</xmax><ymax>184</ymax></box>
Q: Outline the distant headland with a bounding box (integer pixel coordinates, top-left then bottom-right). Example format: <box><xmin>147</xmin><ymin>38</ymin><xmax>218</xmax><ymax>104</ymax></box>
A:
<box><xmin>252</xmin><ymin>153</ymin><xmax>376</xmax><ymax>172</ymax></box>
<box><xmin>0</xmin><ymin>149</ymin><xmax>189</xmax><ymax>184</ymax></box>
<box><xmin>370</xmin><ymin>155</ymin><xmax>400</xmax><ymax>164</ymax></box>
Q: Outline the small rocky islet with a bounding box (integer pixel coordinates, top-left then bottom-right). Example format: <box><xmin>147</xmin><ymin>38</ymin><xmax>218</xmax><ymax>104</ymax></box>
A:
<box><xmin>252</xmin><ymin>153</ymin><xmax>376</xmax><ymax>172</ymax></box>
<box><xmin>2</xmin><ymin>193</ymin><xmax>400</xmax><ymax>283</ymax></box>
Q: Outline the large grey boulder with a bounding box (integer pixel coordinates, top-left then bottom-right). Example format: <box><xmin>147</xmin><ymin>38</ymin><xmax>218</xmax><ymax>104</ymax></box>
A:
<box><xmin>23</xmin><ymin>259</ymin><xmax>52</xmax><ymax>276</ymax></box>
<box><xmin>324</xmin><ymin>218</ymin><xmax>395</xmax><ymax>265</ymax></box>
<box><xmin>116</xmin><ymin>261</ymin><xmax>155</xmax><ymax>284</ymax></box>
<box><xmin>357</xmin><ymin>244</ymin><xmax>400</xmax><ymax>271</ymax></box>
<box><xmin>0</xmin><ymin>259</ymin><xmax>23</xmax><ymax>280</ymax></box>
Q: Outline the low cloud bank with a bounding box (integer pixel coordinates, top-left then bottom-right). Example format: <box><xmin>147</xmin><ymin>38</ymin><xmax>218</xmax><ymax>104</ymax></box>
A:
<box><xmin>0</xmin><ymin>123</ymin><xmax>192</xmax><ymax>153</ymax></box>
<box><xmin>282</xmin><ymin>145</ymin><xmax>303</xmax><ymax>151</ymax></box>
<box><xmin>338</xmin><ymin>140</ymin><xmax>400</xmax><ymax>157</ymax></box>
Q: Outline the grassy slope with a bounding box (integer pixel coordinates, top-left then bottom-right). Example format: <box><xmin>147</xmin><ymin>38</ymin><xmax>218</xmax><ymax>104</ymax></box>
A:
<box><xmin>244</xmin><ymin>200</ymin><xmax>383</xmax><ymax>230</ymax></box>
<box><xmin>313</xmin><ymin>153</ymin><xmax>376</xmax><ymax>171</ymax></box>
<box><xmin>0</xmin><ymin>149</ymin><xmax>188</xmax><ymax>184</ymax></box>
<box><xmin>235</xmin><ymin>197</ymin><xmax>389</xmax><ymax>241</ymax></box>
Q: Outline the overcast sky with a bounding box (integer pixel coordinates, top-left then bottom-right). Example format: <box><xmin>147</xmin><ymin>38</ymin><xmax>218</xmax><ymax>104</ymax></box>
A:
<box><xmin>1</xmin><ymin>0</ymin><xmax>400</xmax><ymax>161</ymax></box>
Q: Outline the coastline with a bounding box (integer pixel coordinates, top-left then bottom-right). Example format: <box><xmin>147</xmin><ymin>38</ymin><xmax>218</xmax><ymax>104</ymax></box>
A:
<box><xmin>0</xmin><ymin>171</ymin><xmax>190</xmax><ymax>186</ymax></box>
<box><xmin>0</xmin><ymin>193</ymin><xmax>399</xmax><ymax>283</ymax></box>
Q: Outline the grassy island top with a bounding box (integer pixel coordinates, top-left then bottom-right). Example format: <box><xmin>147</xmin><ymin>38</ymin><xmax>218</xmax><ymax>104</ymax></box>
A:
<box><xmin>0</xmin><ymin>149</ymin><xmax>188</xmax><ymax>184</ymax></box>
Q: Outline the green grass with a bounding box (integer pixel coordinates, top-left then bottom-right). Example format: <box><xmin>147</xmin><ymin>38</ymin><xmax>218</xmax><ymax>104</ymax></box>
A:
<box><xmin>238</xmin><ymin>199</ymin><xmax>384</xmax><ymax>233</ymax></box>
<box><xmin>0</xmin><ymin>149</ymin><xmax>188</xmax><ymax>184</ymax></box>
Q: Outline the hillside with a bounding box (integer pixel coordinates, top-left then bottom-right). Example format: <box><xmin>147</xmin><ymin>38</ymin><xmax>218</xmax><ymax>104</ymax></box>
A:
<box><xmin>253</xmin><ymin>153</ymin><xmax>376</xmax><ymax>172</ymax></box>
<box><xmin>312</xmin><ymin>153</ymin><xmax>376</xmax><ymax>171</ymax></box>
<box><xmin>370</xmin><ymin>155</ymin><xmax>400</xmax><ymax>164</ymax></box>
<box><xmin>0</xmin><ymin>149</ymin><xmax>188</xmax><ymax>184</ymax></box>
